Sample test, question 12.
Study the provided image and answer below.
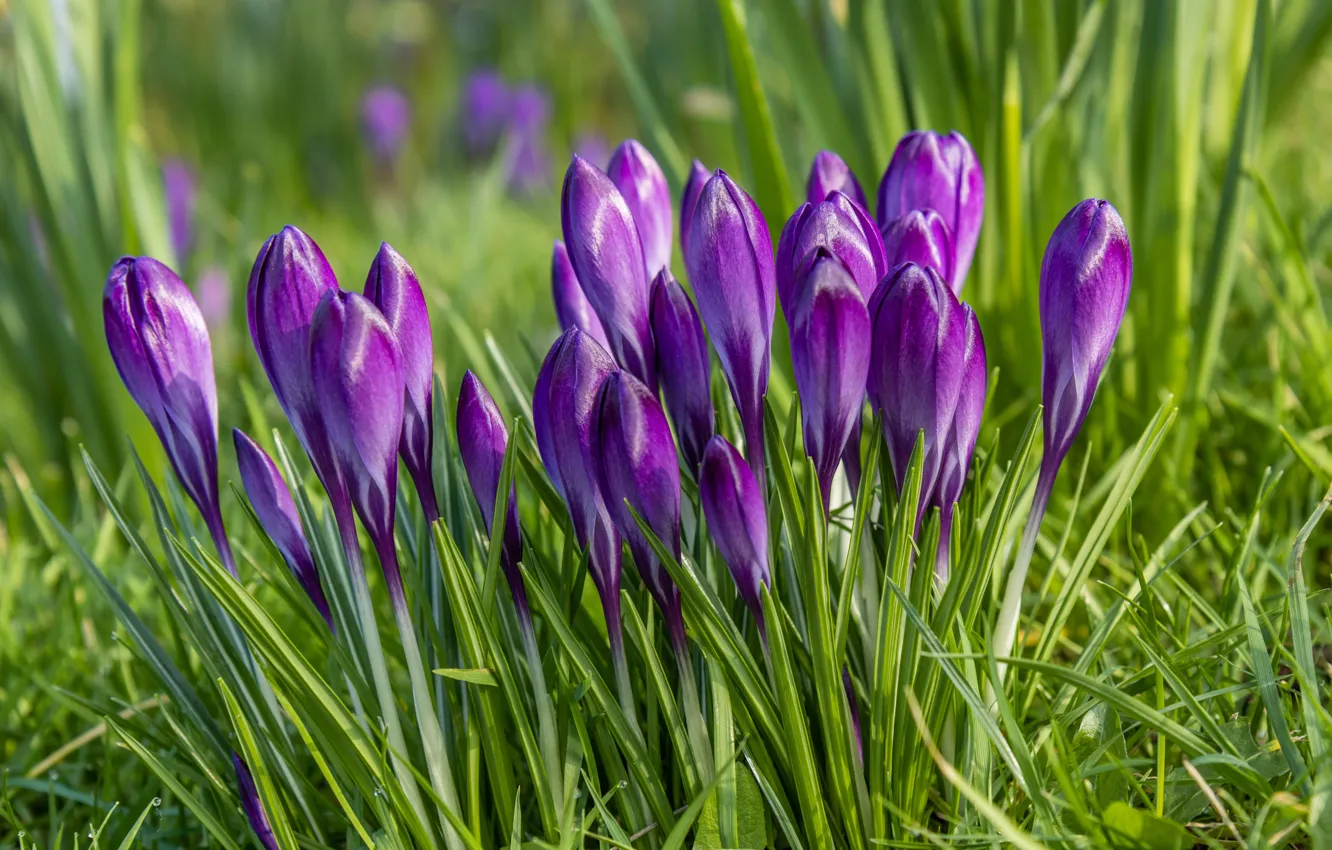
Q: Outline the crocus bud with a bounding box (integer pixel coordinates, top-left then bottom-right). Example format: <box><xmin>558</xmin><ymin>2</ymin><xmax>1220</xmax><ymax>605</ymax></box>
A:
<box><xmin>777</xmin><ymin>191</ymin><xmax>887</xmax><ymax>316</ymax></box>
<box><xmin>461</xmin><ymin>68</ymin><xmax>510</xmax><ymax>156</ymax></box>
<box><xmin>162</xmin><ymin>159</ymin><xmax>196</xmax><ymax>266</ymax></box>
<box><xmin>876</xmin><ymin>130</ymin><xmax>984</xmax><ymax>287</ymax></box>
<box><xmin>679</xmin><ymin>159</ymin><xmax>710</xmax><ymax>255</ymax></box>
<box><xmin>233</xmin><ymin>753</ymin><xmax>280</xmax><ymax>850</ymax></box>
<box><xmin>593</xmin><ymin>371</ymin><xmax>684</xmax><ymax>645</ymax></box>
<box><xmin>233</xmin><ymin>429</ymin><xmax>333</xmax><ymax>630</ymax></box>
<box><xmin>699</xmin><ymin>435</ymin><xmax>769</xmax><ymax>628</ymax></box>
<box><xmin>649</xmin><ymin>270</ymin><xmax>714</xmax><ymax>479</ymax></box>
<box><xmin>789</xmin><ymin>250</ymin><xmax>872</xmax><ymax>511</ymax></box>
<box><xmin>867</xmin><ymin>262</ymin><xmax>966</xmax><ymax>523</ymax></box>
<box><xmin>561</xmin><ymin>156</ymin><xmax>656</xmax><ymax>390</ymax></box>
<box><xmin>1039</xmin><ymin>199</ymin><xmax>1131</xmax><ymax>480</ymax></box>
<box><xmin>104</xmin><ymin>256</ymin><xmax>233</xmax><ymax>573</ymax></box>
<box><xmin>684</xmin><ymin>170</ymin><xmax>775</xmax><ymax>484</ymax></box>
<box><xmin>806</xmin><ymin>150</ymin><xmax>867</xmax><ymax>210</ymax></box>
<box><xmin>551</xmin><ymin>240</ymin><xmax>610</xmax><ymax>350</ymax></box>
<box><xmin>931</xmin><ymin>306</ymin><xmax>986</xmax><ymax>580</ymax></box>
<box><xmin>506</xmin><ymin>84</ymin><xmax>552</xmax><ymax>193</ymax></box>
<box><xmin>607</xmin><ymin>140</ymin><xmax>673</xmax><ymax>279</ymax></box>
<box><xmin>308</xmin><ymin>291</ymin><xmax>407</xmax><ymax>596</ymax></box>
<box><xmin>363</xmin><ymin>243</ymin><xmax>438</xmax><ymax>520</ymax></box>
<box><xmin>881</xmin><ymin>208</ymin><xmax>955</xmax><ymax>292</ymax></box>
<box><xmin>573</xmin><ymin>131</ymin><xmax>611</xmax><ymax>170</ymax></box>
<box><xmin>360</xmin><ymin>85</ymin><xmax>412</xmax><ymax>164</ymax></box>
<box><xmin>457</xmin><ymin>371</ymin><xmax>526</xmax><ymax>613</ymax></box>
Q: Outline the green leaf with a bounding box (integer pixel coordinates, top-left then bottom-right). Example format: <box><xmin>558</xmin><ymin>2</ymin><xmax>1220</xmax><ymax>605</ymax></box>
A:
<box><xmin>691</xmin><ymin>766</ymin><xmax>768</xmax><ymax>850</ymax></box>
<box><xmin>1100</xmin><ymin>801</ymin><xmax>1191</xmax><ymax>850</ymax></box>
<box><xmin>432</xmin><ymin>668</ymin><xmax>499</xmax><ymax>687</ymax></box>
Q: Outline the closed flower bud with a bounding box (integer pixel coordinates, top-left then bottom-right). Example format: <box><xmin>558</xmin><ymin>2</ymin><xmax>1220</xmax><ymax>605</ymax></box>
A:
<box><xmin>607</xmin><ymin>139</ymin><xmax>673</xmax><ymax>279</ymax></box>
<box><xmin>881</xmin><ymin>208</ymin><xmax>955</xmax><ymax>292</ymax></box>
<box><xmin>551</xmin><ymin>240</ymin><xmax>610</xmax><ymax>349</ymax></box>
<box><xmin>233</xmin><ymin>753</ymin><xmax>280</xmax><ymax>850</ymax></box>
<box><xmin>777</xmin><ymin>191</ymin><xmax>886</xmax><ymax>316</ymax></box>
<box><xmin>931</xmin><ymin>306</ymin><xmax>986</xmax><ymax>580</ymax></box>
<box><xmin>806</xmin><ymin>150</ymin><xmax>867</xmax><ymax>210</ymax></box>
<box><xmin>360</xmin><ymin>85</ymin><xmax>412</xmax><ymax>164</ymax></box>
<box><xmin>679</xmin><ymin>159</ymin><xmax>710</xmax><ymax>256</ymax></box>
<box><xmin>233</xmin><ymin>429</ymin><xmax>333</xmax><ymax>629</ymax></box>
<box><xmin>699</xmin><ymin>435</ymin><xmax>769</xmax><ymax>629</ymax></box>
<box><xmin>104</xmin><ymin>256</ymin><xmax>233</xmax><ymax>573</ymax></box>
<box><xmin>364</xmin><ymin>243</ymin><xmax>439</xmax><ymax>520</ymax></box>
<box><xmin>649</xmin><ymin>270</ymin><xmax>714</xmax><ymax>479</ymax></box>
<box><xmin>561</xmin><ymin>155</ymin><xmax>657</xmax><ymax>390</ymax></box>
<box><xmin>789</xmin><ymin>250</ymin><xmax>872</xmax><ymax>511</ymax></box>
<box><xmin>162</xmin><ymin>159</ymin><xmax>196</xmax><ymax>266</ymax></box>
<box><xmin>876</xmin><ymin>130</ymin><xmax>984</xmax><ymax>288</ymax></box>
<box><xmin>683</xmin><ymin>170</ymin><xmax>775</xmax><ymax>485</ymax></box>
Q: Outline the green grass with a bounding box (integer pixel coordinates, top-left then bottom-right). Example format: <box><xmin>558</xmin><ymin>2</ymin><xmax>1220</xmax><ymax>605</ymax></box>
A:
<box><xmin>4</xmin><ymin>0</ymin><xmax>1332</xmax><ymax>847</ymax></box>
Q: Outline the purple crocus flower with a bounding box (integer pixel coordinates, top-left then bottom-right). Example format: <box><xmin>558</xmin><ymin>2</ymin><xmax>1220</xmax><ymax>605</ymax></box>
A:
<box><xmin>506</xmin><ymin>84</ymin><xmax>552</xmax><ymax>193</ymax></box>
<box><xmin>876</xmin><ymin>130</ymin><xmax>984</xmax><ymax>289</ymax></box>
<box><xmin>233</xmin><ymin>429</ymin><xmax>333</xmax><ymax>629</ymax></box>
<box><xmin>561</xmin><ymin>155</ymin><xmax>656</xmax><ymax>390</ymax></box>
<box><xmin>551</xmin><ymin>239</ymin><xmax>610</xmax><ymax>349</ymax></box>
<box><xmin>806</xmin><ymin>150</ymin><xmax>868</xmax><ymax>210</ymax></box>
<box><xmin>931</xmin><ymin>306</ymin><xmax>986</xmax><ymax>581</ymax></box>
<box><xmin>194</xmin><ymin>266</ymin><xmax>231</xmax><ymax>331</ymax></box>
<box><xmin>776</xmin><ymin>191</ymin><xmax>887</xmax><ymax>316</ymax></box>
<box><xmin>650</xmin><ymin>269</ymin><xmax>714</xmax><ymax>479</ymax></box>
<box><xmin>457</xmin><ymin>371</ymin><xmax>527</xmax><ymax>614</ymax></box>
<box><xmin>461</xmin><ymin>69</ymin><xmax>511</xmax><ymax>156</ymax></box>
<box><xmin>866</xmin><ymin>262</ymin><xmax>966</xmax><ymax>525</ymax></box>
<box><xmin>104</xmin><ymin>256</ymin><xmax>233</xmax><ymax>573</ymax></box>
<box><xmin>683</xmin><ymin>170</ymin><xmax>775</xmax><ymax>486</ymax></box>
<box><xmin>363</xmin><ymin>243</ymin><xmax>438</xmax><ymax>521</ymax></box>
<box><xmin>233</xmin><ymin>753</ymin><xmax>279</xmax><ymax>850</ymax></box>
<box><xmin>573</xmin><ymin>131</ymin><xmax>612</xmax><ymax>170</ymax></box>
<box><xmin>162</xmin><ymin>159</ymin><xmax>196</xmax><ymax>266</ymax></box>
<box><xmin>360</xmin><ymin>85</ymin><xmax>412</xmax><ymax>163</ymax></box>
<box><xmin>789</xmin><ymin>250</ymin><xmax>872</xmax><ymax>511</ymax></box>
<box><xmin>679</xmin><ymin>159</ymin><xmax>710</xmax><ymax>256</ymax></box>
<box><xmin>881</xmin><ymin>208</ymin><xmax>955</xmax><ymax>292</ymax></box>
<box><xmin>607</xmin><ymin>140</ymin><xmax>673</xmax><ymax>279</ymax></box>
<box><xmin>699</xmin><ymin>435</ymin><xmax>769</xmax><ymax>631</ymax></box>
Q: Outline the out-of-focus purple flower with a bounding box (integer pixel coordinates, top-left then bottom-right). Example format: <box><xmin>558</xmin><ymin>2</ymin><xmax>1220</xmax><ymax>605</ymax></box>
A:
<box><xmin>607</xmin><ymin>140</ymin><xmax>673</xmax><ymax>279</ymax></box>
<box><xmin>233</xmin><ymin>429</ymin><xmax>333</xmax><ymax>629</ymax></box>
<box><xmin>932</xmin><ymin>306</ymin><xmax>986</xmax><ymax>581</ymax></box>
<box><xmin>683</xmin><ymin>170</ymin><xmax>775</xmax><ymax>486</ymax></box>
<box><xmin>866</xmin><ymin>262</ymin><xmax>966</xmax><ymax>525</ymax></box>
<box><xmin>360</xmin><ymin>85</ymin><xmax>413</xmax><ymax>163</ymax></box>
<box><xmin>881</xmin><ymin>209</ymin><xmax>955</xmax><ymax>292</ymax></box>
<box><xmin>506</xmin><ymin>84</ymin><xmax>551</xmax><ymax>193</ymax></box>
<box><xmin>1039</xmin><ymin>199</ymin><xmax>1132</xmax><ymax>485</ymax></box>
<box><xmin>462</xmin><ymin>69</ymin><xmax>511</xmax><ymax>155</ymax></box>
<box><xmin>194</xmin><ymin>266</ymin><xmax>231</xmax><ymax>331</ymax></box>
<box><xmin>573</xmin><ymin>131</ymin><xmax>611</xmax><ymax>170</ymax></box>
<box><xmin>561</xmin><ymin>155</ymin><xmax>656</xmax><ymax>390</ymax></box>
<box><xmin>363</xmin><ymin>243</ymin><xmax>438</xmax><ymax>521</ymax></box>
<box><xmin>551</xmin><ymin>240</ymin><xmax>610</xmax><ymax>349</ymax></box>
<box><xmin>806</xmin><ymin>150</ymin><xmax>867</xmax><ymax>210</ymax></box>
<box><xmin>679</xmin><ymin>159</ymin><xmax>710</xmax><ymax>257</ymax></box>
<box><xmin>104</xmin><ymin>256</ymin><xmax>233</xmax><ymax>573</ymax></box>
<box><xmin>457</xmin><ymin>371</ymin><xmax>526</xmax><ymax>614</ymax></box>
<box><xmin>592</xmin><ymin>370</ymin><xmax>684</xmax><ymax>646</ymax></box>
<box><xmin>650</xmin><ymin>270</ymin><xmax>714</xmax><ymax>479</ymax></box>
<box><xmin>308</xmin><ymin>291</ymin><xmax>407</xmax><ymax>598</ymax></box>
<box><xmin>789</xmin><ymin>250</ymin><xmax>872</xmax><ymax>511</ymax></box>
<box><xmin>876</xmin><ymin>130</ymin><xmax>984</xmax><ymax>289</ymax></box>
<box><xmin>162</xmin><ymin>159</ymin><xmax>196</xmax><ymax>266</ymax></box>
<box><xmin>699</xmin><ymin>435</ymin><xmax>769</xmax><ymax>629</ymax></box>
<box><xmin>777</xmin><ymin>191</ymin><xmax>887</xmax><ymax>316</ymax></box>
<box><xmin>232</xmin><ymin>753</ymin><xmax>279</xmax><ymax>850</ymax></box>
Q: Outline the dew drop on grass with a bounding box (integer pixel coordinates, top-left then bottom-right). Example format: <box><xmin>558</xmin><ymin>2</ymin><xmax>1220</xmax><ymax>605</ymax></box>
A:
<box><xmin>152</xmin><ymin>797</ymin><xmax>161</xmax><ymax>807</ymax></box>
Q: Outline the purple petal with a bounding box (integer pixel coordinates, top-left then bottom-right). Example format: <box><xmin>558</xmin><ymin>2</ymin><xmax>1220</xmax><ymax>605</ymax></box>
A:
<box><xmin>650</xmin><ymin>270</ymin><xmax>714</xmax><ymax>479</ymax></box>
<box><xmin>162</xmin><ymin>159</ymin><xmax>196</xmax><ymax>265</ymax></box>
<box><xmin>551</xmin><ymin>240</ymin><xmax>610</xmax><ymax>349</ymax></box>
<box><xmin>776</xmin><ymin>191</ymin><xmax>886</xmax><ymax>315</ymax></box>
<box><xmin>607</xmin><ymin>139</ymin><xmax>674</xmax><ymax>280</ymax></box>
<box><xmin>934</xmin><ymin>305</ymin><xmax>987</xmax><ymax>515</ymax></box>
<box><xmin>699</xmin><ymin>435</ymin><xmax>769</xmax><ymax>625</ymax></box>
<box><xmin>806</xmin><ymin>150</ymin><xmax>868</xmax><ymax>210</ymax></box>
<box><xmin>232</xmin><ymin>753</ymin><xmax>280</xmax><ymax>850</ymax></box>
<box><xmin>360</xmin><ymin>85</ymin><xmax>412</xmax><ymax>162</ymax></box>
<box><xmin>679</xmin><ymin>159</ymin><xmax>710</xmax><ymax>257</ymax></box>
<box><xmin>461</xmin><ymin>68</ymin><xmax>511</xmax><ymax>155</ymax></box>
<box><xmin>881</xmin><ymin>209</ymin><xmax>956</xmax><ymax>292</ymax></box>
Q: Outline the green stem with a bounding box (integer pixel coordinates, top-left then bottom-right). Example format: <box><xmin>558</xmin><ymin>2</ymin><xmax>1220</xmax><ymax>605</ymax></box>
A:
<box><xmin>520</xmin><ymin>614</ymin><xmax>564</xmax><ymax>812</ymax></box>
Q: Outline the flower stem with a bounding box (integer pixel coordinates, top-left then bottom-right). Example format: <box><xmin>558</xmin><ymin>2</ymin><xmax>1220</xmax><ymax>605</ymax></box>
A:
<box><xmin>992</xmin><ymin>462</ymin><xmax>1056</xmax><ymax>686</ymax></box>
<box><xmin>671</xmin><ymin>622</ymin><xmax>713</xmax><ymax>784</ymax></box>
<box><xmin>520</xmin><ymin>612</ymin><xmax>563</xmax><ymax>812</ymax></box>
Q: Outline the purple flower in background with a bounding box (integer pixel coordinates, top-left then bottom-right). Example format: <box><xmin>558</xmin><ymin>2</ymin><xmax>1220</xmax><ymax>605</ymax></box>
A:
<box><xmin>104</xmin><ymin>256</ymin><xmax>233</xmax><ymax>573</ymax></box>
<box><xmin>233</xmin><ymin>429</ymin><xmax>333</xmax><ymax>629</ymax></box>
<box><xmin>361</xmin><ymin>85</ymin><xmax>412</xmax><ymax>163</ymax></box>
<box><xmin>777</xmin><ymin>191</ymin><xmax>887</xmax><ymax>316</ymax></box>
<box><xmin>462</xmin><ymin>68</ymin><xmax>511</xmax><ymax>155</ymax></box>
<box><xmin>194</xmin><ymin>265</ymin><xmax>231</xmax><ymax>331</ymax></box>
<box><xmin>806</xmin><ymin>150</ymin><xmax>867</xmax><ymax>210</ymax></box>
<box><xmin>506</xmin><ymin>84</ymin><xmax>551</xmax><ymax>192</ymax></box>
<box><xmin>650</xmin><ymin>270</ymin><xmax>714</xmax><ymax>479</ymax></box>
<box><xmin>457</xmin><ymin>371</ymin><xmax>527</xmax><ymax>614</ymax></box>
<box><xmin>683</xmin><ymin>170</ymin><xmax>775</xmax><ymax>486</ymax></box>
<box><xmin>607</xmin><ymin>140</ymin><xmax>673</xmax><ymax>279</ymax></box>
<box><xmin>363</xmin><ymin>243</ymin><xmax>438</xmax><ymax>521</ymax></box>
<box><xmin>876</xmin><ymin>130</ymin><xmax>984</xmax><ymax>289</ymax></box>
<box><xmin>881</xmin><ymin>209</ymin><xmax>955</xmax><ymax>292</ymax></box>
<box><xmin>233</xmin><ymin>753</ymin><xmax>280</xmax><ymax>850</ymax></box>
<box><xmin>789</xmin><ymin>250</ymin><xmax>872</xmax><ymax>511</ymax></box>
<box><xmin>551</xmin><ymin>240</ymin><xmax>610</xmax><ymax>349</ymax></box>
<box><xmin>679</xmin><ymin>159</ymin><xmax>710</xmax><ymax>257</ymax></box>
<box><xmin>561</xmin><ymin>155</ymin><xmax>656</xmax><ymax>390</ymax></box>
<box><xmin>932</xmin><ymin>306</ymin><xmax>986</xmax><ymax>580</ymax></box>
<box><xmin>699</xmin><ymin>435</ymin><xmax>769</xmax><ymax>630</ymax></box>
<box><xmin>573</xmin><ymin>131</ymin><xmax>611</xmax><ymax>170</ymax></box>
<box><xmin>162</xmin><ymin>159</ymin><xmax>196</xmax><ymax>266</ymax></box>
